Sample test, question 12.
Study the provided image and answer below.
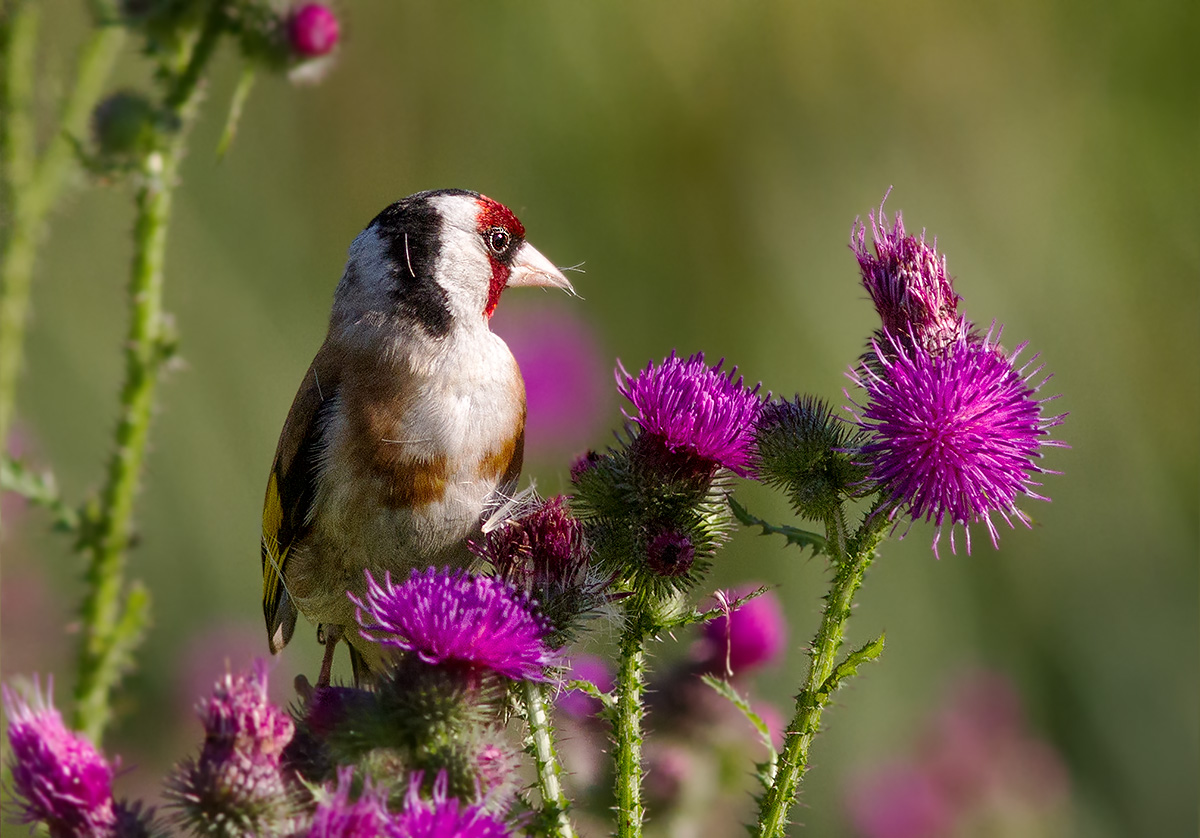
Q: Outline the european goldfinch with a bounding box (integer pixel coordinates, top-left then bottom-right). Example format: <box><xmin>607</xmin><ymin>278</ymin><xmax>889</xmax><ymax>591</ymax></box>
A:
<box><xmin>261</xmin><ymin>189</ymin><xmax>573</xmax><ymax>684</ymax></box>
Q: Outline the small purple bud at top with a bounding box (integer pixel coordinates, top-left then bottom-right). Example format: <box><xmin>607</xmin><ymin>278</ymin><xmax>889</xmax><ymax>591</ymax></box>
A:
<box><xmin>646</xmin><ymin>528</ymin><xmax>695</xmax><ymax>577</ymax></box>
<box><xmin>3</xmin><ymin>678</ymin><xmax>117</xmax><ymax>837</ymax></box>
<box><xmin>852</xmin><ymin>197</ymin><xmax>969</xmax><ymax>357</ymax></box>
<box><xmin>617</xmin><ymin>351</ymin><xmax>763</xmax><ymax>478</ymax></box>
<box><xmin>556</xmin><ymin>655</ymin><xmax>614</xmax><ymax>719</ymax></box>
<box><xmin>849</xmin><ymin>328</ymin><xmax>1065</xmax><ymax>557</ymax></box>
<box><xmin>700</xmin><ymin>586</ymin><xmax>787</xmax><ymax>675</ymax></box>
<box><xmin>355</xmin><ymin>568</ymin><xmax>554</xmax><ymax>682</ymax></box>
<box><xmin>289</xmin><ymin>3</ymin><xmax>340</xmax><ymax>57</ymax></box>
<box><xmin>307</xmin><ymin>766</ymin><xmax>389</xmax><ymax>838</ymax></box>
<box><xmin>389</xmin><ymin>771</ymin><xmax>513</xmax><ymax>838</ymax></box>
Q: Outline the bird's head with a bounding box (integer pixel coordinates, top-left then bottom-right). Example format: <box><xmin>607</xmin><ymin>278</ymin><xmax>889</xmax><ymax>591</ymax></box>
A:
<box><xmin>331</xmin><ymin>189</ymin><xmax>572</xmax><ymax>346</ymax></box>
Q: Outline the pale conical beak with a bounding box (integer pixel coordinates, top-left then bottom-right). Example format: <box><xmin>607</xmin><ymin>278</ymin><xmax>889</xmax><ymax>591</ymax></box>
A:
<box><xmin>507</xmin><ymin>241</ymin><xmax>575</xmax><ymax>294</ymax></box>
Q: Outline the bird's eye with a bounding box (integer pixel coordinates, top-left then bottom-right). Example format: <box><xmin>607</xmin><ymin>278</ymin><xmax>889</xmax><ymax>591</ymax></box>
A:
<box><xmin>486</xmin><ymin>227</ymin><xmax>511</xmax><ymax>254</ymax></box>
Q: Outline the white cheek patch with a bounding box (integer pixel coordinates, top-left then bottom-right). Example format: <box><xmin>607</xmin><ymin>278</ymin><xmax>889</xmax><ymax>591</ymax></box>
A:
<box><xmin>428</xmin><ymin>194</ymin><xmax>493</xmax><ymax>320</ymax></box>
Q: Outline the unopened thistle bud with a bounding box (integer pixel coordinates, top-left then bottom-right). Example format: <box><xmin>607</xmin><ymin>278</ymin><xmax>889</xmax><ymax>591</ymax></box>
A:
<box><xmin>852</xmin><ymin>197</ymin><xmax>970</xmax><ymax>357</ymax></box>
<box><xmin>288</xmin><ymin>3</ymin><xmax>340</xmax><ymax>57</ymax></box>
<box><xmin>645</xmin><ymin>527</ymin><xmax>695</xmax><ymax>578</ymax></box>
<box><xmin>756</xmin><ymin>396</ymin><xmax>871</xmax><ymax>520</ymax></box>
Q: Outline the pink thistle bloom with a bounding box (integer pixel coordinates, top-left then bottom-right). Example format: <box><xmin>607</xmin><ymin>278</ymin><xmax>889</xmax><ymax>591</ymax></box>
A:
<box><xmin>618</xmin><ymin>351</ymin><xmax>763</xmax><ymax>478</ymax></box>
<box><xmin>167</xmin><ymin>662</ymin><xmax>295</xmax><ymax>833</ymax></box>
<box><xmin>491</xmin><ymin>304</ymin><xmax>608</xmax><ymax>460</ymax></box>
<box><xmin>387</xmin><ymin>771</ymin><xmax>513</xmax><ymax>837</ymax></box>
<box><xmin>307</xmin><ymin>766</ymin><xmax>390</xmax><ymax>838</ymax></box>
<box><xmin>849</xmin><ymin>328</ymin><xmax>1065</xmax><ymax>556</ymax></box>
<box><xmin>355</xmin><ymin>568</ymin><xmax>553</xmax><ymax>681</ymax></box>
<box><xmin>556</xmin><ymin>655</ymin><xmax>614</xmax><ymax>719</ymax></box>
<box><xmin>3</xmin><ymin>679</ymin><xmax>117</xmax><ymax>837</ymax></box>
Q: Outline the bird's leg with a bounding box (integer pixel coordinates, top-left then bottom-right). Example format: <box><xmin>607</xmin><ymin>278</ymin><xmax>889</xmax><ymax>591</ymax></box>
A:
<box><xmin>316</xmin><ymin>623</ymin><xmax>343</xmax><ymax>687</ymax></box>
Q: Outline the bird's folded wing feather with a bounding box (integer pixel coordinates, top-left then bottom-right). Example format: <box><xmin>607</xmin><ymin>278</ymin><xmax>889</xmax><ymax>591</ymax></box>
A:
<box><xmin>262</xmin><ymin>349</ymin><xmax>339</xmax><ymax>649</ymax></box>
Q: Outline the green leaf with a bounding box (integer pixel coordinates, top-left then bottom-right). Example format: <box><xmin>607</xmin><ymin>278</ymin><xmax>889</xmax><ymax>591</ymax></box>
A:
<box><xmin>729</xmin><ymin>496</ymin><xmax>827</xmax><ymax>555</ymax></box>
<box><xmin>1</xmin><ymin>454</ymin><xmax>80</xmax><ymax>532</ymax></box>
<box><xmin>659</xmin><ymin>586</ymin><xmax>772</xmax><ymax>632</ymax></box>
<box><xmin>700</xmin><ymin>674</ymin><xmax>778</xmax><ymax>787</ymax></box>
<box><xmin>819</xmin><ymin>633</ymin><xmax>885</xmax><ymax>699</ymax></box>
<box><xmin>215</xmin><ymin>65</ymin><xmax>256</xmax><ymax>160</ymax></box>
<box><xmin>564</xmin><ymin>678</ymin><xmax>615</xmax><ymax>710</ymax></box>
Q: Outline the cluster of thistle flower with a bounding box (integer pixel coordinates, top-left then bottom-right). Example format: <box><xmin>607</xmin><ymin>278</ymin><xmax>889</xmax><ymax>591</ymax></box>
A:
<box><xmin>90</xmin><ymin>0</ymin><xmax>341</xmax><ymax>166</ymax></box>
<box><xmin>1</xmin><ymin>199</ymin><xmax>1062</xmax><ymax>836</ymax></box>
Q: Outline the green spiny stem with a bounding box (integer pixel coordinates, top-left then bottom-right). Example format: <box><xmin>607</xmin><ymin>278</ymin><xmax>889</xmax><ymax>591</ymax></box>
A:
<box><xmin>614</xmin><ymin>619</ymin><xmax>648</xmax><ymax>838</ymax></box>
<box><xmin>752</xmin><ymin>509</ymin><xmax>887</xmax><ymax>838</ymax></box>
<box><xmin>521</xmin><ymin>680</ymin><xmax>576</xmax><ymax>838</ymax></box>
<box><xmin>0</xmin><ymin>3</ymin><xmax>39</xmax><ymax>486</ymax></box>
<box><xmin>71</xmin><ymin>5</ymin><xmax>225</xmax><ymax>743</ymax></box>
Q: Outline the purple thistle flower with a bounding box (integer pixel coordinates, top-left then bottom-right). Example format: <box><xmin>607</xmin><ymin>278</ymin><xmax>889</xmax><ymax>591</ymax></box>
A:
<box><xmin>307</xmin><ymin>767</ymin><xmax>390</xmax><ymax>838</ymax></box>
<box><xmin>850</xmin><ymin>328</ymin><xmax>1065</xmax><ymax>556</ymax></box>
<box><xmin>3</xmin><ymin>678</ymin><xmax>118</xmax><ymax>837</ymax></box>
<box><xmin>617</xmin><ymin>351</ymin><xmax>763</xmax><ymax>478</ymax></box>
<box><xmin>167</xmin><ymin>661</ymin><xmax>295</xmax><ymax>833</ymax></box>
<box><xmin>700</xmin><ymin>586</ymin><xmax>787</xmax><ymax>675</ymax></box>
<box><xmin>852</xmin><ymin>197</ymin><xmax>970</xmax><ymax>356</ymax></box>
<box><xmin>354</xmin><ymin>568</ymin><xmax>554</xmax><ymax>681</ymax></box>
<box><xmin>387</xmin><ymin>771</ymin><xmax>513</xmax><ymax>838</ymax></box>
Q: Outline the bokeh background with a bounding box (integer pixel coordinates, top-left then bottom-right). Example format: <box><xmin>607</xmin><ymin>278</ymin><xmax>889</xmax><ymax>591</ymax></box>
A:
<box><xmin>3</xmin><ymin>1</ymin><xmax>1196</xmax><ymax>835</ymax></box>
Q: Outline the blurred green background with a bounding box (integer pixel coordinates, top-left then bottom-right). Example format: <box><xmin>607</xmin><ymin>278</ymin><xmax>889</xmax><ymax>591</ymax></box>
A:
<box><xmin>3</xmin><ymin>0</ymin><xmax>1196</xmax><ymax>834</ymax></box>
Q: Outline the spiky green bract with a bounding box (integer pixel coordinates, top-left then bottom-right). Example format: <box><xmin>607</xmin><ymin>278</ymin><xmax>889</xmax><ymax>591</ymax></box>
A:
<box><xmin>571</xmin><ymin>428</ymin><xmax>735</xmax><ymax>610</ymax></box>
<box><xmin>406</xmin><ymin>732</ymin><xmax>521</xmax><ymax>811</ymax></box>
<box><xmin>755</xmin><ymin>396</ymin><xmax>872</xmax><ymax>521</ymax></box>
<box><xmin>284</xmin><ymin>661</ymin><xmax>516</xmax><ymax>819</ymax></box>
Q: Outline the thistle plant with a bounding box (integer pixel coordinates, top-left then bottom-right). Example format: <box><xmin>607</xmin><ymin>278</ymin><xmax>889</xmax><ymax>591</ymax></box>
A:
<box><xmin>3</xmin><ymin>13</ymin><xmax>1065</xmax><ymax>825</ymax></box>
